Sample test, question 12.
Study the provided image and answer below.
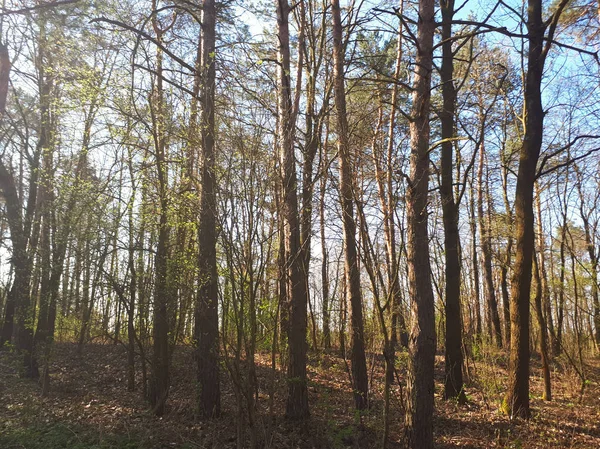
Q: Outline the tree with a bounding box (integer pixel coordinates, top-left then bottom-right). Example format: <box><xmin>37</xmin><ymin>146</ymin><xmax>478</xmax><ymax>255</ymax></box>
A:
<box><xmin>276</xmin><ymin>0</ymin><xmax>309</xmax><ymax>420</ymax></box>
<box><xmin>148</xmin><ymin>2</ymin><xmax>172</xmax><ymax>416</ymax></box>
<box><xmin>440</xmin><ymin>0</ymin><xmax>465</xmax><ymax>401</ymax></box>
<box><xmin>195</xmin><ymin>0</ymin><xmax>220</xmax><ymax>419</ymax></box>
<box><xmin>404</xmin><ymin>0</ymin><xmax>436</xmax><ymax>445</ymax></box>
<box><xmin>331</xmin><ymin>0</ymin><xmax>368</xmax><ymax>411</ymax></box>
<box><xmin>477</xmin><ymin>143</ymin><xmax>502</xmax><ymax>347</ymax></box>
<box><xmin>574</xmin><ymin>164</ymin><xmax>600</xmax><ymax>347</ymax></box>
<box><xmin>503</xmin><ymin>0</ymin><xmax>570</xmax><ymax>419</ymax></box>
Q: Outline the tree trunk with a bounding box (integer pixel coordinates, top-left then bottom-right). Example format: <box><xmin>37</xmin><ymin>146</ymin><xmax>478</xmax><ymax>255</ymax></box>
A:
<box><xmin>554</xmin><ymin>208</ymin><xmax>567</xmax><ymax>356</ymax></box>
<box><xmin>500</xmin><ymin>160</ymin><xmax>513</xmax><ymax>345</ymax></box>
<box><xmin>535</xmin><ymin>184</ymin><xmax>555</xmax><ymax>354</ymax></box>
<box><xmin>478</xmin><ymin>145</ymin><xmax>502</xmax><ymax>347</ymax></box>
<box><xmin>276</xmin><ymin>0</ymin><xmax>309</xmax><ymax>420</ymax></box>
<box><xmin>533</xmin><ymin>250</ymin><xmax>551</xmax><ymax>400</ymax></box>
<box><xmin>320</xmin><ymin>139</ymin><xmax>331</xmax><ymax>349</ymax></box>
<box><xmin>440</xmin><ymin>0</ymin><xmax>464</xmax><ymax>401</ymax></box>
<box><xmin>503</xmin><ymin>0</ymin><xmax>567</xmax><ymax>418</ymax></box>
<box><xmin>148</xmin><ymin>9</ymin><xmax>170</xmax><ymax>416</ymax></box>
<box><xmin>127</xmin><ymin>157</ymin><xmax>137</xmax><ymax>392</ymax></box>
<box><xmin>469</xmin><ymin>173</ymin><xmax>482</xmax><ymax>337</ymax></box>
<box><xmin>195</xmin><ymin>0</ymin><xmax>220</xmax><ymax>418</ymax></box>
<box><xmin>150</xmin><ymin>214</ymin><xmax>170</xmax><ymax>416</ymax></box>
<box><xmin>331</xmin><ymin>0</ymin><xmax>368</xmax><ymax>410</ymax></box>
<box><xmin>300</xmin><ymin>0</ymin><xmax>319</xmax><ymax>352</ymax></box>
<box><xmin>405</xmin><ymin>0</ymin><xmax>436</xmax><ymax>444</ymax></box>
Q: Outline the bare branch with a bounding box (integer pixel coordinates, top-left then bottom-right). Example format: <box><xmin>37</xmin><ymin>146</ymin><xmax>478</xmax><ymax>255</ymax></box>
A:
<box><xmin>537</xmin><ymin>146</ymin><xmax>600</xmax><ymax>179</ymax></box>
<box><xmin>0</xmin><ymin>0</ymin><xmax>78</xmax><ymax>16</ymax></box>
<box><xmin>90</xmin><ymin>17</ymin><xmax>196</xmax><ymax>74</ymax></box>
<box><xmin>536</xmin><ymin>135</ymin><xmax>600</xmax><ymax>177</ymax></box>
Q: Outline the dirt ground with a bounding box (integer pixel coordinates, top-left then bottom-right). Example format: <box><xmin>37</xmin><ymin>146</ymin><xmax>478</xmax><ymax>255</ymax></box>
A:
<box><xmin>1</xmin><ymin>343</ymin><xmax>599</xmax><ymax>448</ymax></box>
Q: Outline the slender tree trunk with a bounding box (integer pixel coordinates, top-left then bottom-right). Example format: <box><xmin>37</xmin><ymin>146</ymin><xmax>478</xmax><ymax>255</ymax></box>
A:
<box><xmin>331</xmin><ymin>0</ymin><xmax>368</xmax><ymax>410</ymax></box>
<box><xmin>195</xmin><ymin>0</ymin><xmax>220</xmax><ymax>418</ymax></box>
<box><xmin>554</xmin><ymin>197</ymin><xmax>568</xmax><ymax>356</ymax></box>
<box><xmin>533</xmin><ymin>250</ymin><xmax>551</xmax><ymax>400</ymax></box>
<box><xmin>127</xmin><ymin>157</ymin><xmax>137</xmax><ymax>392</ymax></box>
<box><xmin>500</xmin><ymin>161</ymin><xmax>513</xmax><ymax>345</ymax></box>
<box><xmin>0</xmin><ymin>35</ymin><xmax>41</xmax><ymax>378</ymax></box>
<box><xmin>276</xmin><ymin>0</ymin><xmax>309</xmax><ymax>420</ymax></box>
<box><xmin>388</xmin><ymin>44</ymin><xmax>409</xmax><ymax>351</ymax></box>
<box><xmin>535</xmin><ymin>184</ymin><xmax>555</xmax><ymax>352</ymax></box>
<box><xmin>148</xmin><ymin>9</ymin><xmax>171</xmax><ymax>415</ymax></box>
<box><xmin>276</xmin><ymin>180</ymin><xmax>289</xmax><ymax>360</ymax></box>
<box><xmin>374</xmin><ymin>0</ymin><xmax>407</xmax><ymax>351</ymax></box>
<box><xmin>405</xmin><ymin>0</ymin><xmax>436</xmax><ymax>444</ymax></box>
<box><xmin>504</xmin><ymin>0</ymin><xmax>568</xmax><ymax>418</ymax></box>
<box><xmin>299</xmin><ymin>0</ymin><xmax>320</xmax><ymax>353</ymax></box>
<box><xmin>1</xmin><ymin>280</ymin><xmax>15</xmax><ymax>347</ymax></box>
<box><xmin>77</xmin><ymin>235</ymin><xmax>93</xmax><ymax>351</ymax></box>
<box><xmin>478</xmin><ymin>145</ymin><xmax>502</xmax><ymax>347</ymax></box>
<box><xmin>150</xmin><ymin>214</ymin><xmax>170</xmax><ymax>416</ymax></box>
<box><xmin>440</xmin><ymin>0</ymin><xmax>464</xmax><ymax>402</ymax></box>
<box><xmin>469</xmin><ymin>174</ymin><xmax>482</xmax><ymax>337</ymax></box>
<box><xmin>354</xmin><ymin>189</ymin><xmax>392</xmax><ymax>447</ymax></box>
<box><xmin>320</xmin><ymin>139</ymin><xmax>331</xmax><ymax>349</ymax></box>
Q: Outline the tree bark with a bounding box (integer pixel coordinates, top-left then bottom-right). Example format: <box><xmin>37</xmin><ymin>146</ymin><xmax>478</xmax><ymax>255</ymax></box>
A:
<box><xmin>319</xmin><ymin>139</ymin><xmax>331</xmax><ymax>349</ymax></box>
<box><xmin>331</xmin><ymin>0</ymin><xmax>368</xmax><ymax>410</ymax></box>
<box><xmin>148</xmin><ymin>8</ymin><xmax>171</xmax><ymax>416</ymax></box>
<box><xmin>554</xmin><ymin>203</ymin><xmax>567</xmax><ymax>356</ymax></box>
<box><xmin>276</xmin><ymin>0</ymin><xmax>309</xmax><ymax>420</ymax></box>
<box><xmin>533</xmin><ymin>250</ymin><xmax>551</xmax><ymax>401</ymax></box>
<box><xmin>405</xmin><ymin>0</ymin><xmax>436</xmax><ymax>444</ymax></box>
<box><xmin>500</xmin><ymin>159</ymin><xmax>512</xmax><ymax>345</ymax></box>
<box><xmin>440</xmin><ymin>0</ymin><xmax>465</xmax><ymax>401</ymax></box>
<box><xmin>478</xmin><ymin>145</ymin><xmax>502</xmax><ymax>347</ymax></box>
<box><xmin>195</xmin><ymin>0</ymin><xmax>220</xmax><ymax>418</ymax></box>
<box><xmin>469</xmin><ymin>173</ymin><xmax>482</xmax><ymax>337</ymax></box>
<box><xmin>503</xmin><ymin>0</ymin><xmax>568</xmax><ymax>418</ymax></box>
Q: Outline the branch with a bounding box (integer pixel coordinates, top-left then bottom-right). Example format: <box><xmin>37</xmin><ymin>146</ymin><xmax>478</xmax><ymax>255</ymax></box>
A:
<box><xmin>537</xmin><ymin>147</ymin><xmax>600</xmax><ymax>179</ymax></box>
<box><xmin>450</xmin><ymin>20</ymin><xmax>525</xmax><ymax>39</ymax></box>
<box><xmin>536</xmin><ymin>135</ymin><xmax>600</xmax><ymax>177</ymax></box>
<box><xmin>348</xmin><ymin>76</ymin><xmax>413</xmax><ymax>92</ymax></box>
<box><xmin>0</xmin><ymin>43</ymin><xmax>10</xmax><ymax>115</ymax></box>
<box><xmin>0</xmin><ymin>0</ymin><xmax>78</xmax><ymax>16</ymax></box>
<box><xmin>546</xmin><ymin>39</ymin><xmax>599</xmax><ymax>61</ymax></box>
<box><xmin>499</xmin><ymin>0</ymin><xmax>525</xmax><ymax>24</ymax></box>
<box><xmin>427</xmin><ymin>136</ymin><xmax>467</xmax><ymax>154</ymax></box>
<box><xmin>542</xmin><ymin>0</ymin><xmax>571</xmax><ymax>61</ymax></box>
<box><xmin>434</xmin><ymin>0</ymin><xmax>503</xmax><ymax>52</ymax></box>
<box><xmin>90</xmin><ymin>17</ymin><xmax>196</xmax><ymax>74</ymax></box>
<box><xmin>372</xmin><ymin>8</ymin><xmax>418</xmax><ymax>46</ymax></box>
<box><xmin>133</xmin><ymin>64</ymin><xmax>200</xmax><ymax>99</ymax></box>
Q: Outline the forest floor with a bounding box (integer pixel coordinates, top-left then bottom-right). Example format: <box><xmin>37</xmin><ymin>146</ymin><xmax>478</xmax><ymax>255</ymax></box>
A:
<box><xmin>0</xmin><ymin>343</ymin><xmax>599</xmax><ymax>448</ymax></box>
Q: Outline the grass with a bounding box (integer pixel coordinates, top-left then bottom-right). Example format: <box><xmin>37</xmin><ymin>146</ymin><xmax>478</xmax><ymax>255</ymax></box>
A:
<box><xmin>0</xmin><ymin>423</ymin><xmax>144</xmax><ymax>449</ymax></box>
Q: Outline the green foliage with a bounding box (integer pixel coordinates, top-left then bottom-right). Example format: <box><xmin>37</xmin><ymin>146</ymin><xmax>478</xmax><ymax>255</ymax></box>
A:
<box><xmin>505</xmin><ymin>438</ymin><xmax>523</xmax><ymax>449</ymax></box>
<box><xmin>287</xmin><ymin>376</ymin><xmax>306</xmax><ymax>386</ymax></box>
<box><xmin>55</xmin><ymin>314</ymin><xmax>83</xmax><ymax>342</ymax></box>
<box><xmin>0</xmin><ymin>424</ymin><xmax>145</xmax><ymax>449</ymax></box>
<box><xmin>471</xmin><ymin>338</ymin><xmax>506</xmax><ymax>403</ymax></box>
<box><xmin>331</xmin><ymin>423</ymin><xmax>357</xmax><ymax>449</ymax></box>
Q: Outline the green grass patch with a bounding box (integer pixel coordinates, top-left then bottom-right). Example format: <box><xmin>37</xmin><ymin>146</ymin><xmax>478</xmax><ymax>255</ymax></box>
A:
<box><xmin>0</xmin><ymin>423</ymin><xmax>145</xmax><ymax>449</ymax></box>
